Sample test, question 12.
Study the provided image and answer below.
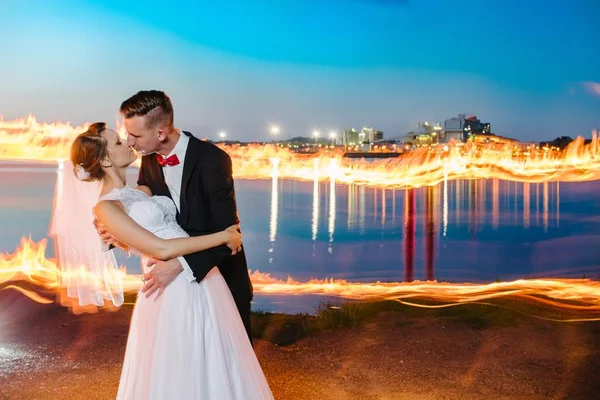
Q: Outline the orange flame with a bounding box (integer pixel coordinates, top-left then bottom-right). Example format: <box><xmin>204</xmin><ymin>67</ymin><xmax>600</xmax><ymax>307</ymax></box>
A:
<box><xmin>0</xmin><ymin>115</ymin><xmax>91</xmax><ymax>163</ymax></box>
<box><xmin>2</xmin><ymin>237</ymin><xmax>600</xmax><ymax>318</ymax></box>
<box><xmin>1</xmin><ymin>115</ymin><xmax>600</xmax><ymax>318</ymax></box>
<box><xmin>1</xmin><ymin>115</ymin><xmax>600</xmax><ymax>188</ymax></box>
<box><xmin>0</xmin><ymin>237</ymin><xmax>140</xmax><ymax>313</ymax></box>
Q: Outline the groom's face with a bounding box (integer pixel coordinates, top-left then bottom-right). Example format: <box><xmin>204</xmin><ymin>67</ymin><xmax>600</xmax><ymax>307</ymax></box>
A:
<box><xmin>125</xmin><ymin>116</ymin><xmax>162</xmax><ymax>155</ymax></box>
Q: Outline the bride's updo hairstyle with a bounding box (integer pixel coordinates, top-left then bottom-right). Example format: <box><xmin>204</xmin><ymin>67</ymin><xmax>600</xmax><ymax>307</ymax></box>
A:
<box><xmin>70</xmin><ymin>122</ymin><xmax>109</xmax><ymax>182</ymax></box>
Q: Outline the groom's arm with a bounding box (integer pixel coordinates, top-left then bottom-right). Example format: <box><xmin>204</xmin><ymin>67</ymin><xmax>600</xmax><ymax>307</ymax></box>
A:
<box><xmin>183</xmin><ymin>150</ymin><xmax>237</xmax><ymax>281</ymax></box>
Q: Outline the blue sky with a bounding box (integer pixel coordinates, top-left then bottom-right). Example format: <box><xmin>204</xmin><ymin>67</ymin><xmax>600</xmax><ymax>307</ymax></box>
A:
<box><xmin>0</xmin><ymin>0</ymin><xmax>598</xmax><ymax>141</ymax></box>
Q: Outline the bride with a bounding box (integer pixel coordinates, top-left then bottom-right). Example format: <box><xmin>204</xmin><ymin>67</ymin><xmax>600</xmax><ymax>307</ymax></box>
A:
<box><xmin>59</xmin><ymin>122</ymin><xmax>273</xmax><ymax>399</ymax></box>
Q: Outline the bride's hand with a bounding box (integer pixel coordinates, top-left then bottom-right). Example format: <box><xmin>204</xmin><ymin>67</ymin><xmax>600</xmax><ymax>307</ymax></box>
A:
<box><xmin>224</xmin><ymin>224</ymin><xmax>242</xmax><ymax>255</ymax></box>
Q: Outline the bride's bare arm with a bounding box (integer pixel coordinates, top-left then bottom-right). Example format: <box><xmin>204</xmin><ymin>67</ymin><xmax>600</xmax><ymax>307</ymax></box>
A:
<box><xmin>96</xmin><ymin>186</ymin><xmax>151</xmax><ymax>252</ymax></box>
<box><xmin>94</xmin><ymin>200</ymin><xmax>241</xmax><ymax>261</ymax></box>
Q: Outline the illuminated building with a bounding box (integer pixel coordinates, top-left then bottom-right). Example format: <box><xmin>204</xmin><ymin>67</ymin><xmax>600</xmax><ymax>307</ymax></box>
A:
<box><xmin>406</xmin><ymin>121</ymin><xmax>443</xmax><ymax>146</ymax></box>
<box><xmin>342</xmin><ymin>126</ymin><xmax>384</xmax><ymax>151</ymax></box>
<box><xmin>443</xmin><ymin>114</ymin><xmax>491</xmax><ymax>142</ymax></box>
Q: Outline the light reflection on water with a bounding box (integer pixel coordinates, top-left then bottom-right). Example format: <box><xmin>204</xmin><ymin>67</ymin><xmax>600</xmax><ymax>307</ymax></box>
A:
<box><xmin>1</xmin><ymin>161</ymin><xmax>600</xmax><ymax>312</ymax></box>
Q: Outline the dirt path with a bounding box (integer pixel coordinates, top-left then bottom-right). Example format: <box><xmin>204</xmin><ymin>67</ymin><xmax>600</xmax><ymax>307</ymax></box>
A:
<box><xmin>1</xmin><ymin>292</ymin><xmax>599</xmax><ymax>399</ymax></box>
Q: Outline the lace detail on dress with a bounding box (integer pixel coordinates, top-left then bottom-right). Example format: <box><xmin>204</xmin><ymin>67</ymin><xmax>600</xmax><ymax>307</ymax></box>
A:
<box><xmin>97</xmin><ymin>186</ymin><xmax>186</xmax><ymax>258</ymax></box>
<box><xmin>98</xmin><ymin>186</ymin><xmax>149</xmax><ymax>213</ymax></box>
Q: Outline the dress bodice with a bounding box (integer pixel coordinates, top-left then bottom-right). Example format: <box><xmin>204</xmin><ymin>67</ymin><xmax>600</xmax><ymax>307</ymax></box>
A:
<box><xmin>98</xmin><ymin>186</ymin><xmax>188</xmax><ymax>242</ymax></box>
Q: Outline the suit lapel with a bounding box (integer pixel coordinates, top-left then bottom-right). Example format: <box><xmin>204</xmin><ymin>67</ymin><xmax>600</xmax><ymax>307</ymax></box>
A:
<box><xmin>145</xmin><ymin>154</ymin><xmax>172</xmax><ymax>200</ymax></box>
<box><xmin>179</xmin><ymin>131</ymin><xmax>199</xmax><ymax>226</ymax></box>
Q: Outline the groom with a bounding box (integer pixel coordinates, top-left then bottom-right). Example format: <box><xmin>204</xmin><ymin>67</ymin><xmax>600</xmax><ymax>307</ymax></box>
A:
<box><xmin>102</xmin><ymin>90</ymin><xmax>253</xmax><ymax>341</ymax></box>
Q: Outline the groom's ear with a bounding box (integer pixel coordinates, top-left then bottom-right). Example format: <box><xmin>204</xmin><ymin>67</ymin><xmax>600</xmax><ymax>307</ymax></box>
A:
<box><xmin>157</xmin><ymin>129</ymin><xmax>168</xmax><ymax>142</ymax></box>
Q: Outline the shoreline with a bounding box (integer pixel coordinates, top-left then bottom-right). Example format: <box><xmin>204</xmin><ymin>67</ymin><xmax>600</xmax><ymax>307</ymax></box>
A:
<box><xmin>4</xmin><ymin>274</ymin><xmax>600</xmax><ymax>320</ymax></box>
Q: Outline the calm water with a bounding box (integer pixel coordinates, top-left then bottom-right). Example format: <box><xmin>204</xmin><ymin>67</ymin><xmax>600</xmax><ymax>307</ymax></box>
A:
<box><xmin>1</xmin><ymin>161</ymin><xmax>600</xmax><ymax>312</ymax></box>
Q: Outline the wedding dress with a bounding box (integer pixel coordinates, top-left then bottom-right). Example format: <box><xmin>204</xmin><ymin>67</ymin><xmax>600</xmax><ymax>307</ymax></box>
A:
<box><xmin>99</xmin><ymin>186</ymin><xmax>273</xmax><ymax>400</ymax></box>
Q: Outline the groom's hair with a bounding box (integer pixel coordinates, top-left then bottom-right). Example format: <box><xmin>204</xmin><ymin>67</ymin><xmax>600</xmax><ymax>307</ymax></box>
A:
<box><xmin>120</xmin><ymin>90</ymin><xmax>174</xmax><ymax>130</ymax></box>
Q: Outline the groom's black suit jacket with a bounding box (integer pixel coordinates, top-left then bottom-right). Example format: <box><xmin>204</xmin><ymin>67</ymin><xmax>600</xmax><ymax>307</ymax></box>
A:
<box><xmin>137</xmin><ymin>131</ymin><xmax>254</xmax><ymax>336</ymax></box>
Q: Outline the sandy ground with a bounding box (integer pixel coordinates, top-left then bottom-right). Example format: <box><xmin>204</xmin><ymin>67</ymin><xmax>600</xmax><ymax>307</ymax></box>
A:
<box><xmin>1</xmin><ymin>290</ymin><xmax>599</xmax><ymax>400</ymax></box>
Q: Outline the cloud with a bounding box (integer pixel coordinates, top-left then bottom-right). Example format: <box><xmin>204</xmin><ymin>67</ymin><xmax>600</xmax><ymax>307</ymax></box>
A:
<box><xmin>582</xmin><ymin>81</ymin><xmax>600</xmax><ymax>97</ymax></box>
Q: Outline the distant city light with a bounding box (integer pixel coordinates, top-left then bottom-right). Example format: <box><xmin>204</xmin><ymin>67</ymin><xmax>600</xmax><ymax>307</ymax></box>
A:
<box><xmin>270</xmin><ymin>125</ymin><xmax>280</xmax><ymax>135</ymax></box>
<box><xmin>219</xmin><ymin>131</ymin><xmax>227</xmax><ymax>140</ymax></box>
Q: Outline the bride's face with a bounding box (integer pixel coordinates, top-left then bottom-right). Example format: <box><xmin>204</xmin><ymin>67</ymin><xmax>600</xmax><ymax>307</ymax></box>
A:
<box><xmin>102</xmin><ymin>129</ymin><xmax>137</xmax><ymax>168</ymax></box>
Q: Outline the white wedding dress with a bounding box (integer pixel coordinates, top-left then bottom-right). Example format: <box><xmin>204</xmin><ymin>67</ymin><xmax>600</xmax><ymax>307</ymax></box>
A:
<box><xmin>99</xmin><ymin>186</ymin><xmax>274</xmax><ymax>400</ymax></box>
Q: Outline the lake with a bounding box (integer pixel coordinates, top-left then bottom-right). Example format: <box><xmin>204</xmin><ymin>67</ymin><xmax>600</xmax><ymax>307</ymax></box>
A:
<box><xmin>1</xmin><ymin>161</ymin><xmax>599</xmax><ymax>312</ymax></box>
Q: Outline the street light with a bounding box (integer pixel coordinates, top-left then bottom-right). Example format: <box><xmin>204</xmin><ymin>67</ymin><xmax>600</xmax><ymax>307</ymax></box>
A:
<box><xmin>270</xmin><ymin>125</ymin><xmax>280</xmax><ymax>143</ymax></box>
<box><xmin>329</xmin><ymin>131</ymin><xmax>337</xmax><ymax>146</ymax></box>
<box><xmin>313</xmin><ymin>130</ymin><xmax>319</xmax><ymax>145</ymax></box>
<box><xmin>218</xmin><ymin>131</ymin><xmax>227</xmax><ymax>141</ymax></box>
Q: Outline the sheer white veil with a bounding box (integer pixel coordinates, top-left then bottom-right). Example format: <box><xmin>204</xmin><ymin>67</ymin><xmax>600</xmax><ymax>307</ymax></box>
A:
<box><xmin>49</xmin><ymin>160</ymin><xmax>124</xmax><ymax>307</ymax></box>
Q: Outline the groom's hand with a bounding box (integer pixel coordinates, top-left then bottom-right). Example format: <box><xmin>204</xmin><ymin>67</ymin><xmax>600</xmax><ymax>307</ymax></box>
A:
<box><xmin>141</xmin><ymin>258</ymin><xmax>183</xmax><ymax>299</ymax></box>
<box><xmin>93</xmin><ymin>217</ymin><xmax>129</xmax><ymax>252</ymax></box>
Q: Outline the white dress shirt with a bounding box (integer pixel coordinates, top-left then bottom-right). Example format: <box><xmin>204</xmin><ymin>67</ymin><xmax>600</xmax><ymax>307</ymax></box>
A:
<box><xmin>161</xmin><ymin>132</ymin><xmax>196</xmax><ymax>283</ymax></box>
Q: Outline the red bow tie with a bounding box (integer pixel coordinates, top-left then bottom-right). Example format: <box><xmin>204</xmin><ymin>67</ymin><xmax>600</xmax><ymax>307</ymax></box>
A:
<box><xmin>158</xmin><ymin>154</ymin><xmax>180</xmax><ymax>167</ymax></box>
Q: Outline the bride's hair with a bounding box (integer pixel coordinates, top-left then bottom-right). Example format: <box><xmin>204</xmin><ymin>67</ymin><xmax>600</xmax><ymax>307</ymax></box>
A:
<box><xmin>70</xmin><ymin>122</ymin><xmax>109</xmax><ymax>182</ymax></box>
